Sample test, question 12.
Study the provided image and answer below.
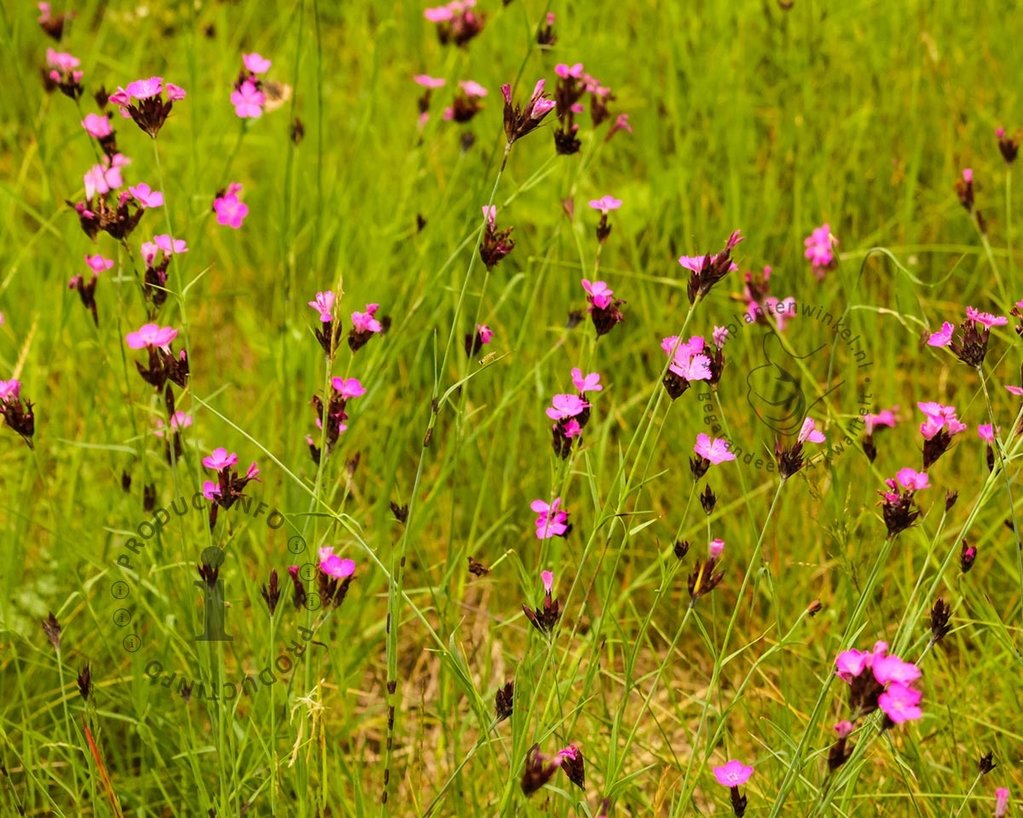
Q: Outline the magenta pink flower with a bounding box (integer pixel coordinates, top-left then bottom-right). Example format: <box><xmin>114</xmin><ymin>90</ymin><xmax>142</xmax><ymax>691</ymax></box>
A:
<box><xmin>712</xmin><ymin>760</ymin><xmax>753</xmax><ymax>788</ymax></box>
<box><xmin>834</xmin><ymin>720</ymin><xmax>854</xmax><ymax>738</ymax></box>
<box><xmin>541</xmin><ymin>569</ymin><xmax>554</xmax><ymax>595</ymax></box>
<box><xmin>243</xmin><ymin>52</ymin><xmax>272</xmax><ymax>74</ymax></box>
<box><xmin>978</xmin><ymin>423</ymin><xmax>997</xmax><ymax>443</ymax></box>
<box><xmin>712</xmin><ymin>326</ymin><xmax>730</xmax><ymax>348</ymax></box>
<box><xmin>128</xmin><ymin>183</ymin><xmax>164</xmax><ymax>209</ymax></box>
<box><xmin>877</xmin><ymin>682</ymin><xmax>923</xmax><ymax>724</ymax></box>
<box><xmin>154</xmin><ymin>411</ymin><xmax>192</xmax><ymax>437</ymax></box>
<box><xmin>662</xmin><ymin>336</ymin><xmax>712</xmax><ymax>382</ymax></box>
<box><xmin>213</xmin><ymin>184</ymin><xmax>249</xmax><ymax>229</ymax></box>
<box><xmin>82</xmin><ymin>113</ymin><xmax>112</xmax><ymax>139</ymax></box>
<box><xmin>460</xmin><ymin>79</ymin><xmax>487</xmax><ymax>97</ymax></box>
<box><xmin>85</xmin><ymin>254</ymin><xmax>114</xmax><ymax>273</ymax></box>
<box><xmin>423</xmin><ymin>5</ymin><xmax>455</xmax><ymax>21</ymax></box>
<box><xmin>694</xmin><ymin>433</ymin><xmax>736</xmax><ymax>465</ymax></box>
<box><xmin>571</xmin><ymin>368</ymin><xmax>602</xmax><ymax>393</ymax></box>
<box><xmin>918</xmin><ymin>402</ymin><xmax>967</xmax><ymax>439</ymax></box>
<box><xmin>110</xmin><ymin>77</ymin><xmax>185</xmax><ymax>136</ymax></box>
<box><xmin>477</xmin><ymin>324</ymin><xmax>493</xmax><ymax>345</ymax></box>
<box><xmin>531</xmin><ymin>497</ymin><xmax>569</xmax><ymax>539</ymax></box>
<box><xmin>996</xmin><ymin>788</ymin><xmax>1010</xmax><ymax>817</ymax></box>
<box><xmin>864</xmin><ymin>408</ymin><xmax>897</xmax><ymax>435</ymax></box>
<box><xmin>965</xmin><ymin>306</ymin><xmax>1008</xmax><ymax>328</ymax></box>
<box><xmin>797</xmin><ymin>417</ymin><xmax>825</xmax><ymax>444</ymax></box>
<box><xmin>414</xmin><ymin>74</ymin><xmax>446</xmax><ymax>88</ymax></box>
<box><xmin>203</xmin><ymin>447</ymin><xmax>239</xmax><ymax>471</ymax></box>
<box><xmin>318</xmin><ymin>546</ymin><xmax>356</xmax><ymax>579</ymax></box>
<box><xmin>308</xmin><ymin>291</ymin><xmax>335</xmax><ymax>323</ymax></box>
<box><xmin>142</xmin><ymin>234</ymin><xmax>188</xmax><ymax>266</ymax></box>
<box><xmin>562</xmin><ymin>419</ymin><xmax>582</xmax><ymax>438</ymax></box>
<box><xmin>126</xmin><ymin>77</ymin><xmax>163</xmax><ymax>99</ymax></box>
<box><xmin>231</xmin><ymin>80</ymin><xmax>265</xmax><ymax>118</ymax></box>
<box><xmin>804</xmin><ymin>223</ymin><xmax>838</xmax><ymax>277</ymax></box>
<box><xmin>331</xmin><ymin>377</ymin><xmax>366</xmax><ymax>400</ymax></box>
<box><xmin>581</xmin><ymin>279</ymin><xmax>613</xmax><ymax>310</ymax></box>
<box><xmin>834</xmin><ymin>648</ymin><xmax>872</xmax><ymax>682</ymax></box>
<box><xmin>546</xmin><ymin>393</ymin><xmax>588</xmax><ymax>421</ymax></box>
<box><xmin>125</xmin><ymin>323</ymin><xmax>178</xmax><ymax>350</ymax></box>
<box><xmin>555</xmin><ymin>62</ymin><xmax>584</xmax><ymax>79</ymax></box>
<box><xmin>708</xmin><ymin>538</ymin><xmax>725</xmax><ymax>558</ymax></box>
<box><xmin>588</xmin><ymin>195</ymin><xmax>622</xmax><ymax>214</ymax></box>
<box><xmin>872</xmin><ymin>653</ymin><xmax>923</xmax><ymax>686</ymax></box>
<box><xmin>1008</xmin><ymin>385</ymin><xmax>1023</xmax><ymax>397</ymax></box>
<box><xmin>501</xmin><ymin>79</ymin><xmax>556</xmax><ymax>144</ymax></box>
<box><xmin>351</xmin><ymin>304</ymin><xmax>383</xmax><ymax>334</ymax></box>
<box><xmin>0</xmin><ymin>379</ymin><xmax>21</xmax><ymax>403</ymax></box>
<box><xmin>895</xmin><ymin>468</ymin><xmax>929</xmax><ymax>491</ymax></box>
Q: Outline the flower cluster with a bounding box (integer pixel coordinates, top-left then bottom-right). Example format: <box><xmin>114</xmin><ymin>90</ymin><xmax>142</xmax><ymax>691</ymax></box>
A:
<box><xmin>231</xmin><ymin>52</ymin><xmax>273</xmax><ymax>119</ymax></box>
<box><xmin>582</xmin><ymin>278</ymin><xmax>625</xmax><ymax>337</ymax></box>
<box><xmin>68</xmin><ymin>254</ymin><xmax>113</xmax><ymax>325</ymax></box>
<box><xmin>443</xmin><ymin>80</ymin><xmax>487</xmax><ymax>124</ymax></box>
<box><xmin>125</xmin><ymin>322</ymin><xmax>189</xmax><ymax>394</ymax></box>
<box><xmin>679</xmin><ymin>230</ymin><xmax>743</xmax><ymax>304</ymax></box>
<box><xmin>317</xmin><ymin>546</ymin><xmax>357</xmax><ymax>607</ymax></box>
<box><xmin>69</xmin><ymin>155</ymin><xmax>159</xmax><ymax>242</ymax></box>
<box><xmin>804</xmin><ymin>223</ymin><xmax>838</xmax><ymax>279</ymax></box>
<box><xmin>0</xmin><ymin>379</ymin><xmax>35</xmax><ymax>448</ymax></box>
<box><xmin>775</xmin><ymin>417</ymin><xmax>827</xmax><ymax>478</ymax></box>
<box><xmin>201</xmin><ymin>448</ymin><xmax>260</xmax><ymax>530</ymax></box>
<box><xmin>546</xmin><ymin>368</ymin><xmax>601</xmax><ymax>458</ymax></box>
<box><xmin>692</xmin><ymin>433</ymin><xmax>735</xmax><ymax>479</ymax></box>
<box><xmin>833</xmin><ymin>640</ymin><xmax>923</xmax><ymax>755</ymax></box>
<box><xmin>927</xmin><ymin>306</ymin><xmax>1007</xmax><ymax>367</ymax></box>
<box><xmin>44</xmin><ymin>48</ymin><xmax>83</xmax><ymax>98</ymax></box>
<box><xmin>82</xmin><ymin>112</ymin><xmax>119</xmax><ymax>157</ymax></box>
<box><xmin>550</xmin><ymin>62</ymin><xmax>621</xmax><ymax>154</ymax></box>
<box><xmin>661</xmin><ymin>335</ymin><xmax>712</xmax><ymax>399</ymax></box>
<box><xmin>464</xmin><ymin>323</ymin><xmax>494</xmax><ymax>357</ymax></box>
<box><xmin>140</xmin><ymin>234</ymin><xmax>187</xmax><ymax>308</ymax></box>
<box><xmin>918</xmin><ymin>401</ymin><xmax>966</xmax><ymax>468</ymax></box>
<box><xmin>110</xmin><ymin>76</ymin><xmax>186</xmax><ymax>138</ymax></box>
<box><xmin>500</xmin><ymin>80</ymin><xmax>556</xmax><ymax>149</ymax></box>
<box><xmin>423</xmin><ymin>0</ymin><xmax>485</xmax><ymax>48</ymax></box>
<box><xmin>878</xmin><ymin>467</ymin><xmax>929</xmax><ymax>537</ymax></box>
<box><xmin>742</xmin><ymin>266</ymin><xmax>797</xmax><ymax>330</ymax></box>
<box><xmin>307</xmin><ymin>377</ymin><xmax>366</xmax><ymax>464</ymax></box>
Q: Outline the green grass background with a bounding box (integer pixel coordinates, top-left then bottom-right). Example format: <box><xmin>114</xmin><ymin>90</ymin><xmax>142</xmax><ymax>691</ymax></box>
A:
<box><xmin>1</xmin><ymin>0</ymin><xmax>1022</xmax><ymax>815</ymax></box>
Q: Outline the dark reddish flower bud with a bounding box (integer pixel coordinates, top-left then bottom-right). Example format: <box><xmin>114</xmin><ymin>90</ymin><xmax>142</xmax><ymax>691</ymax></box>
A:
<box><xmin>260</xmin><ymin>569</ymin><xmax>281</xmax><ymax>615</ymax></box>
<box><xmin>287</xmin><ymin>565</ymin><xmax>308</xmax><ymax>609</ymax></box>
<box><xmin>996</xmin><ymin>128</ymin><xmax>1020</xmax><ymax>164</ymax></box>
<box><xmin>121</xmin><ymin>470</ymin><xmax>132</xmax><ymax>493</ymax></box>
<box><xmin>390</xmin><ymin>502</ymin><xmax>409</xmax><ymax>524</ymax></box>
<box><xmin>863</xmin><ymin>434</ymin><xmax>877</xmax><ymax>463</ymax></box>
<box><xmin>467</xmin><ymin>556</ymin><xmax>489</xmax><ymax>577</ymax></box>
<box><xmin>945</xmin><ymin>490</ymin><xmax>959</xmax><ymax>511</ymax></box>
<box><xmin>290</xmin><ymin>117</ymin><xmax>305</xmax><ymax>144</ymax></box>
<box><xmin>479</xmin><ymin>206</ymin><xmax>515</xmax><ymax>270</ymax></box>
<box><xmin>688</xmin><ymin>548</ymin><xmax>724</xmax><ymax>604</ymax></box>
<box><xmin>699</xmin><ymin>483</ymin><xmax>717</xmax><ymax>515</ymax></box>
<box><xmin>38</xmin><ymin>4</ymin><xmax>72</xmax><ymax>40</ymax></box>
<box><xmin>955</xmin><ymin>169</ymin><xmax>974</xmax><ymax>212</ymax></box>
<box><xmin>142</xmin><ymin>483</ymin><xmax>156</xmax><ymax>512</ymax></box>
<box><xmin>520</xmin><ymin>744</ymin><xmax>560</xmax><ymax>796</ymax></box>
<box><xmin>674</xmin><ymin>540</ymin><xmax>690</xmax><ymax>560</ymax></box>
<box><xmin>77</xmin><ymin>663</ymin><xmax>93</xmax><ymax>702</ymax></box>
<box><xmin>42</xmin><ymin>612</ymin><xmax>61</xmax><ymax>650</ymax></box>
<box><xmin>500</xmin><ymin>80</ymin><xmax>555</xmax><ymax>149</ymax></box>
<box><xmin>557</xmin><ymin>745</ymin><xmax>585</xmax><ymax>788</ymax></box>
<box><xmin>0</xmin><ymin>381</ymin><xmax>35</xmax><ymax>448</ymax></box>
<box><xmin>690</xmin><ymin>455</ymin><xmax>711</xmax><ymax>480</ymax></box>
<box><xmin>979</xmin><ymin>751</ymin><xmax>996</xmax><ymax>774</ymax></box>
<box><xmin>929</xmin><ymin>597</ymin><xmax>952</xmax><ymax>645</ymax></box>
<box><xmin>495</xmin><ymin>680</ymin><xmax>514</xmax><ymax>721</ymax></box>
<box><xmin>536</xmin><ymin>11</ymin><xmax>556</xmax><ymax>48</ymax></box>
<box><xmin>960</xmin><ymin>540</ymin><xmax>977</xmax><ymax>573</ymax></box>
<box><xmin>878</xmin><ymin>478</ymin><xmax>921</xmax><ymax>538</ymax></box>
<box><xmin>807</xmin><ymin>599</ymin><xmax>823</xmax><ymax>616</ymax></box>
<box><xmin>197</xmin><ymin>548</ymin><xmax>224</xmax><ymax>588</ymax></box>
<box><xmin>922</xmin><ymin>428</ymin><xmax>954</xmax><ymax>470</ymax></box>
<box><xmin>681</xmin><ymin>230</ymin><xmax>743</xmax><ymax>304</ymax></box>
<box><xmin>828</xmin><ymin>721</ymin><xmax>854</xmax><ymax>771</ymax></box>
<box><xmin>522</xmin><ymin>571</ymin><xmax>560</xmax><ymax>635</ymax></box>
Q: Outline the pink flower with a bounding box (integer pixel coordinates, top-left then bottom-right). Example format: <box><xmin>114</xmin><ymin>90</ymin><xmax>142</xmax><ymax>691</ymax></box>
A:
<box><xmin>871</xmin><ymin>654</ymin><xmax>922</xmax><ymax>686</ymax></box>
<box><xmin>46</xmin><ymin>48</ymin><xmax>79</xmax><ymax>72</ymax></box>
<box><xmin>414</xmin><ymin>74</ymin><xmax>446</xmax><ymax>88</ymax></box>
<box><xmin>864</xmin><ymin>408</ymin><xmax>897</xmax><ymax>435</ymax></box>
<box><xmin>459</xmin><ymin>80</ymin><xmax>487</xmax><ymax>97</ymax></box>
<box><xmin>531</xmin><ymin>498</ymin><xmax>569</xmax><ymax>539</ymax></box>
<box><xmin>203</xmin><ymin>447</ymin><xmax>239</xmax><ymax>471</ymax></box>
<box><xmin>571</xmin><ymin>368</ymin><xmax>602</xmax><ymax>393</ymax></box>
<box><xmin>966</xmin><ymin>306</ymin><xmax>1008</xmax><ymax>328</ymax></box>
<box><xmin>126</xmin><ymin>77</ymin><xmax>163</xmax><ymax>99</ymax></box>
<box><xmin>243</xmin><ymin>52</ymin><xmax>272</xmax><ymax>74</ymax></box>
<box><xmin>125</xmin><ymin>323</ymin><xmax>178</xmax><ymax>350</ymax></box>
<box><xmin>165</xmin><ymin>83</ymin><xmax>186</xmax><ymax>101</ymax></box>
<box><xmin>423</xmin><ymin>5</ymin><xmax>455</xmax><ymax>22</ymax></box>
<box><xmin>213</xmin><ymin>185</ymin><xmax>249</xmax><ymax>229</ymax></box>
<box><xmin>588</xmin><ymin>195</ymin><xmax>622</xmax><ymax>214</ymax></box>
<box><xmin>1008</xmin><ymin>385</ymin><xmax>1023</xmax><ymax>397</ymax></box>
<box><xmin>351</xmin><ymin>304</ymin><xmax>383</xmax><ymax>334</ymax></box>
<box><xmin>662</xmin><ymin>336</ymin><xmax>712</xmax><ymax>382</ymax></box>
<box><xmin>996</xmin><ymin>788</ymin><xmax>1010</xmax><ymax>818</ymax></box>
<box><xmin>918</xmin><ymin>402</ymin><xmax>966</xmax><ymax>439</ymax></box>
<box><xmin>712</xmin><ymin>326</ymin><xmax>729</xmax><ymax>348</ymax></box>
<box><xmin>527</xmin><ymin>79</ymin><xmax>556</xmax><ymax>119</ymax></box>
<box><xmin>231</xmin><ymin>80</ymin><xmax>265</xmax><ymax>118</ymax></box>
<box><xmin>798</xmin><ymin>417</ymin><xmax>826</xmax><ymax>444</ymax></box>
<box><xmin>895</xmin><ymin>468</ymin><xmax>929</xmax><ymax>491</ymax></box>
<box><xmin>926</xmin><ymin>321</ymin><xmax>954</xmax><ymax>347</ymax></box>
<box><xmin>318</xmin><ymin>546</ymin><xmax>356</xmax><ymax>579</ymax></box>
<box><xmin>708</xmin><ymin>538</ymin><xmax>725</xmax><ymax>558</ymax></box>
<box><xmin>712</xmin><ymin>760</ymin><xmax>753</xmax><ymax>788</ymax></box>
<box><xmin>555</xmin><ymin>62</ymin><xmax>584</xmax><ymax>79</ymax></box>
<box><xmin>476</xmin><ymin>324</ymin><xmax>494</xmax><ymax>345</ymax></box>
<box><xmin>308</xmin><ymin>291</ymin><xmax>335</xmax><ymax>323</ymax></box>
<box><xmin>85</xmin><ymin>254</ymin><xmax>114</xmax><ymax>273</ymax></box>
<box><xmin>202</xmin><ymin>481</ymin><xmax>221</xmax><ymax>500</ymax></box>
<box><xmin>331</xmin><ymin>377</ymin><xmax>366</xmax><ymax>400</ymax></box>
<box><xmin>962</xmin><ymin>168</ymin><xmax>973</xmax><ymax>183</ymax></box>
<box><xmin>128</xmin><ymin>183</ymin><xmax>164</xmax><ymax>209</ymax></box>
<box><xmin>155</xmin><ymin>234</ymin><xmax>187</xmax><ymax>255</ymax></box>
<box><xmin>804</xmin><ymin>223</ymin><xmax>838</xmax><ymax>276</ymax></box>
<box><xmin>877</xmin><ymin>682</ymin><xmax>923</xmax><ymax>724</ymax></box>
<box><xmin>82</xmin><ymin>113</ymin><xmax>112</xmax><ymax>138</ymax></box>
<box><xmin>581</xmin><ymin>279</ymin><xmax>613</xmax><ymax>310</ymax></box>
<box><xmin>546</xmin><ymin>394</ymin><xmax>588</xmax><ymax>420</ymax></box>
<box><xmin>154</xmin><ymin>411</ymin><xmax>192</xmax><ymax>437</ymax></box>
<box><xmin>0</xmin><ymin>380</ymin><xmax>21</xmax><ymax>403</ymax></box>
<box><xmin>694</xmin><ymin>433</ymin><xmax>736</xmax><ymax>465</ymax></box>
<box><xmin>834</xmin><ymin>720</ymin><xmax>854</xmax><ymax>738</ymax></box>
<box><xmin>562</xmin><ymin>419</ymin><xmax>582</xmax><ymax>438</ymax></box>
<box><xmin>607</xmin><ymin>112</ymin><xmax>633</xmax><ymax>139</ymax></box>
<box><xmin>835</xmin><ymin>648</ymin><xmax>873</xmax><ymax>682</ymax></box>
<box><xmin>541</xmin><ymin>570</ymin><xmax>554</xmax><ymax>595</ymax></box>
